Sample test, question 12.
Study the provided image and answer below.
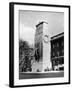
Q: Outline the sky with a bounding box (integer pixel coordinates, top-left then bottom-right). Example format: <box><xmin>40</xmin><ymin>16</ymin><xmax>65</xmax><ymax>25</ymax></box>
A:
<box><xmin>19</xmin><ymin>10</ymin><xmax>64</xmax><ymax>45</ymax></box>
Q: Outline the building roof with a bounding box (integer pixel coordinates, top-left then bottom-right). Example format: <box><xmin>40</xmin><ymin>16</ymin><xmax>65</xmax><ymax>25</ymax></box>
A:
<box><xmin>51</xmin><ymin>32</ymin><xmax>64</xmax><ymax>41</ymax></box>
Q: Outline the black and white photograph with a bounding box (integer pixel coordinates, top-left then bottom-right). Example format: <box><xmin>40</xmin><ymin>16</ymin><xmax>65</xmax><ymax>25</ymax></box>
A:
<box><xmin>19</xmin><ymin>10</ymin><xmax>64</xmax><ymax>79</ymax></box>
<box><xmin>9</xmin><ymin>2</ymin><xmax>70</xmax><ymax>87</ymax></box>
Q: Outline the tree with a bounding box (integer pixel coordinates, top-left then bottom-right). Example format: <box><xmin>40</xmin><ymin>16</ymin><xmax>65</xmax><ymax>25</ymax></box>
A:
<box><xmin>19</xmin><ymin>39</ymin><xmax>34</xmax><ymax>72</ymax></box>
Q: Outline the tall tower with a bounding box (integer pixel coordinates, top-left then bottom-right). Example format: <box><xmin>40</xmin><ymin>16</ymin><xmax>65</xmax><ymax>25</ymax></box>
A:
<box><xmin>34</xmin><ymin>21</ymin><xmax>52</xmax><ymax>72</ymax></box>
<box><xmin>42</xmin><ymin>22</ymin><xmax>52</xmax><ymax>71</ymax></box>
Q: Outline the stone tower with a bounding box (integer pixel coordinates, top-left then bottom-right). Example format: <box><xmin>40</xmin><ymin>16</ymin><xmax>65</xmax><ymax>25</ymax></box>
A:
<box><xmin>32</xmin><ymin>21</ymin><xmax>52</xmax><ymax>72</ymax></box>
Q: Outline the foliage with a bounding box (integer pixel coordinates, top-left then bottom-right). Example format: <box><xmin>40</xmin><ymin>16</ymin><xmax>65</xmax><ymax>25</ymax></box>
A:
<box><xmin>19</xmin><ymin>40</ymin><xmax>34</xmax><ymax>72</ymax></box>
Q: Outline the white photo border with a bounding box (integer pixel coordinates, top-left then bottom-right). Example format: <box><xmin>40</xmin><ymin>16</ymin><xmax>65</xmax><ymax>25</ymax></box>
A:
<box><xmin>9</xmin><ymin>2</ymin><xmax>70</xmax><ymax>87</ymax></box>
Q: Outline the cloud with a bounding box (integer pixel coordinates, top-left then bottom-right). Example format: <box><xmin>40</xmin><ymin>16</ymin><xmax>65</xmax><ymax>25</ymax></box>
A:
<box><xmin>20</xmin><ymin>23</ymin><xmax>35</xmax><ymax>45</ymax></box>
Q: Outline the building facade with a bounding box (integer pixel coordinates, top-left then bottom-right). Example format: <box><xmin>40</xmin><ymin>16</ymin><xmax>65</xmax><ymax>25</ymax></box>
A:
<box><xmin>51</xmin><ymin>33</ymin><xmax>64</xmax><ymax>71</ymax></box>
